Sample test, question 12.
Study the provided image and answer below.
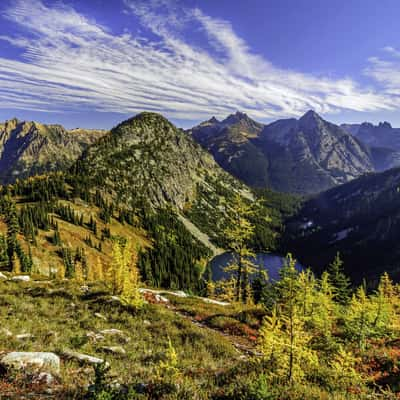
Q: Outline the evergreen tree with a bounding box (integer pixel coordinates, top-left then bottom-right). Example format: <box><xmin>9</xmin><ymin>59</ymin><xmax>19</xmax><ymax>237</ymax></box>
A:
<box><xmin>327</xmin><ymin>252</ymin><xmax>351</xmax><ymax>304</ymax></box>
<box><xmin>6</xmin><ymin>200</ymin><xmax>19</xmax><ymax>272</ymax></box>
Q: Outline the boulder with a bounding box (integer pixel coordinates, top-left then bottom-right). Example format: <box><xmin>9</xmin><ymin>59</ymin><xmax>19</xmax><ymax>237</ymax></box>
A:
<box><xmin>61</xmin><ymin>349</ymin><xmax>108</xmax><ymax>366</ymax></box>
<box><xmin>99</xmin><ymin>346</ymin><xmax>126</xmax><ymax>356</ymax></box>
<box><xmin>16</xmin><ymin>333</ymin><xmax>34</xmax><ymax>341</ymax></box>
<box><xmin>0</xmin><ymin>352</ymin><xmax>60</xmax><ymax>374</ymax></box>
<box><xmin>11</xmin><ymin>275</ymin><xmax>30</xmax><ymax>282</ymax></box>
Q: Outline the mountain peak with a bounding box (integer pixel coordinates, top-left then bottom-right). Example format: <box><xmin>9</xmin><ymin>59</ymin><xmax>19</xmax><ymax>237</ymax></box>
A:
<box><xmin>378</xmin><ymin>121</ymin><xmax>392</xmax><ymax>129</ymax></box>
<box><xmin>222</xmin><ymin>111</ymin><xmax>251</xmax><ymax>125</ymax></box>
<box><xmin>300</xmin><ymin>109</ymin><xmax>321</xmax><ymax>121</ymax></box>
<box><xmin>208</xmin><ymin>116</ymin><xmax>219</xmax><ymax>124</ymax></box>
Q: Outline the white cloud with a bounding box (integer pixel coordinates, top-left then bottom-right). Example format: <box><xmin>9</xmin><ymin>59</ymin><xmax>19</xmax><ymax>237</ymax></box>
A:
<box><xmin>0</xmin><ymin>0</ymin><xmax>397</xmax><ymax>122</ymax></box>
<box><xmin>365</xmin><ymin>49</ymin><xmax>400</xmax><ymax>96</ymax></box>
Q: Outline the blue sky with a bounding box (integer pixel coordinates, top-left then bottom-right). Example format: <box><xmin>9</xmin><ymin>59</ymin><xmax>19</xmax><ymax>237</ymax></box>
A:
<box><xmin>1</xmin><ymin>0</ymin><xmax>400</xmax><ymax>129</ymax></box>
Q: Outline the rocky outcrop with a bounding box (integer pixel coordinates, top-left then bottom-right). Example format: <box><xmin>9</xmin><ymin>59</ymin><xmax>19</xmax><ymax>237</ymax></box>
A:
<box><xmin>0</xmin><ymin>118</ymin><xmax>106</xmax><ymax>184</ymax></box>
<box><xmin>0</xmin><ymin>352</ymin><xmax>60</xmax><ymax>374</ymax></box>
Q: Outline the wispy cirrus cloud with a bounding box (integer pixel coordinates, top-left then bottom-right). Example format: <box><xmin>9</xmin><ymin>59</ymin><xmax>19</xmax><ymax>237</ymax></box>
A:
<box><xmin>0</xmin><ymin>0</ymin><xmax>397</xmax><ymax>122</ymax></box>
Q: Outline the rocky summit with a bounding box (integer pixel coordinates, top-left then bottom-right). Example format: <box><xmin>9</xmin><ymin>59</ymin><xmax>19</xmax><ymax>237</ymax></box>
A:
<box><xmin>75</xmin><ymin>112</ymin><xmax>245</xmax><ymax>210</ymax></box>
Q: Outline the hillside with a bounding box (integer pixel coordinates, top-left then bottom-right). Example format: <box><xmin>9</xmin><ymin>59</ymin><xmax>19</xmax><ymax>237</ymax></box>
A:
<box><xmin>0</xmin><ymin>113</ymin><xmax>294</xmax><ymax>294</ymax></box>
<box><xmin>0</xmin><ymin>119</ymin><xmax>106</xmax><ymax>184</ymax></box>
<box><xmin>191</xmin><ymin>110</ymin><xmax>374</xmax><ymax>194</ymax></box>
<box><xmin>285</xmin><ymin>167</ymin><xmax>400</xmax><ymax>282</ymax></box>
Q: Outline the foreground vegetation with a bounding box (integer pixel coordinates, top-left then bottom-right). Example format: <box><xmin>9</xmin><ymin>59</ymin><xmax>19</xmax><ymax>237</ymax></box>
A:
<box><xmin>1</xmin><ymin>265</ymin><xmax>400</xmax><ymax>399</ymax></box>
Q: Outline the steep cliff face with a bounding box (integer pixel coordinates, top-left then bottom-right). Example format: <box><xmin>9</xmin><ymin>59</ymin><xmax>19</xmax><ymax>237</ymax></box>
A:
<box><xmin>0</xmin><ymin>118</ymin><xmax>105</xmax><ymax>183</ymax></box>
<box><xmin>191</xmin><ymin>110</ymin><xmax>374</xmax><ymax>194</ymax></box>
<box><xmin>75</xmin><ymin>112</ymin><xmax>246</xmax><ymax>210</ymax></box>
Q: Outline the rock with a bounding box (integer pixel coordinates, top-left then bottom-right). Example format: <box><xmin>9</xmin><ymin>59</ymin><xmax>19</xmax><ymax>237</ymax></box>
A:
<box><xmin>16</xmin><ymin>333</ymin><xmax>34</xmax><ymax>341</ymax></box>
<box><xmin>155</xmin><ymin>294</ymin><xmax>169</xmax><ymax>304</ymax></box>
<box><xmin>11</xmin><ymin>275</ymin><xmax>30</xmax><ymax>282</ymax></box>
<box><xmin>0</xmin><ymin>272</ymin><xmax>7</xmax><ymax>280</ymax></box>
<box><xmin>61</xmin><ymin>349</ymin><xmax>108</xmax><ymax>366</ymax></box>
<box><xmin>86</xmin><ymin>331</ymin><xmax>105</xmax><ymax>342</ymax></box>
<box><xmin>32</xmin><ymin>372</ymin><xmax>55</xmax><ymax>386</ymax></box>
<box><xmin>143</xmin><ymin>320</ymin><xmax>151</xmax><ymax>326</ymax></box>
<box><xmin>94</xmin><ymin>312</ymin><xmax>107</xmax><ymax>321</ymax></box>
<box><xmin>0</xmin><ymin>352</ymin><xmax>60</xmax><ymax>374</ymax></box>
<box><xmin>99</xmin><ymin>346</ymin><xmax>126</xmax><ymax>356</ymax></box>
<box><xmin>172</xmin><ymin>290</ymin><xmax>188</xmax><ymax>298</ymax></box>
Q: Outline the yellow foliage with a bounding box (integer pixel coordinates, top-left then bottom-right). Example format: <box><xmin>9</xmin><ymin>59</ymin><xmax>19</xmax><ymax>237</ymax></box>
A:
<box><xmin>74</xmin><ymin>261</ymin><xmax>85</xmax><ymax>284</ymax></box>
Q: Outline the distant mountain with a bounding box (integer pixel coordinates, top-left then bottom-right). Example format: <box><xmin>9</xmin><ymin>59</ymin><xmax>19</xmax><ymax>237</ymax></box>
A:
<box><xmin>190</xmin><ymin>112</ymin><xmax>269</xmax><ymax>187</ymax></box>
<box><xmin>0</xmin><ymin>118</ymin><xmax>106</xmax><ymax>184</ymax></box>
<box><xmin>342</xmin><ymin>122</ymin><xmax>400</xmax><ymax>170</ymax></box>
<box><xmin>191</xmin><ymin>110</ymin><xmax>374</xmax><ymax>194</ymax></box>
<box><xmin>285</xmin><ymin>167</ymin><xmax>400</xmax><ymax>283</ymax></box>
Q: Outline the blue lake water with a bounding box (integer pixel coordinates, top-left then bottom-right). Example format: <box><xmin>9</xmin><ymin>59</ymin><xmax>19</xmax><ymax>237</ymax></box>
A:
<box><xmin>209</xmin><ymin>252</ymin><xmax>303</xmax><ymax>282</ymax></box>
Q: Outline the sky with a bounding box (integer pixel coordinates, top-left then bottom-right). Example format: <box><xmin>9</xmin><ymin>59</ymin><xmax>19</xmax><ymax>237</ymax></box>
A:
<box><xmin>1</xmin><ymin>0</ymin><xmax>400</xmax><ymax>129</ymax></box>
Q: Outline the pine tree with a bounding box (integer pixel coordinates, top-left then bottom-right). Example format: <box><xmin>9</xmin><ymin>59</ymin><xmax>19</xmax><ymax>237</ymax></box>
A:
<box><xmin>328</xmin><ymin>252</ymin><xmax>351</xmax><ymax>304</ymax></box>
<box><xmin>6</xmin><ymin>200</ymin><xmax>19</xmax><ymax>272</ymax></box>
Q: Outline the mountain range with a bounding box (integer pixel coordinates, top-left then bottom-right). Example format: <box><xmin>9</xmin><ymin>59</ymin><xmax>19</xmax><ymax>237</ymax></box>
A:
<box><xmin>191</xmin><ymin>110</ymin><xmax>381</xmax><ymax>194</ymax></box>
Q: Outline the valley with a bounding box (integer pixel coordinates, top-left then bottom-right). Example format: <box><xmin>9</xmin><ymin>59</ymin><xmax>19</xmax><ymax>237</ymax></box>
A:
<box><xmin>0</xmin><ymin>110</ymin><xmax>400</xmax><ymax>399</ymax></box>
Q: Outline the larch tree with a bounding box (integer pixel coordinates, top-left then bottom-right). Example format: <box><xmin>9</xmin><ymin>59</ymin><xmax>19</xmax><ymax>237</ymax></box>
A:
<box><xmin>345</xmin><ymin>284</ymin><xmax>374</xmax><ymax>352</ymax></box>
<box><xmin>223</xmin><ymin>194</ymin><xmax>257</xmax><ymax>303</ymax></box>
<box><xmin>263</xmin><ymin>254</ymin><xmax>319</xmax><ymax>383</ymax></box>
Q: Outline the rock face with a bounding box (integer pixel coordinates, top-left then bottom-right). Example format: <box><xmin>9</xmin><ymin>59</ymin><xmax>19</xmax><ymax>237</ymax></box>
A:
<box><xmin>191</xmin><ymin>110</ymin><xmax>374</xmax><ymax>194</ymax></box>
<box><xmin>0</xmin><ymin>118</ymin><xmax>106</xmax><ymax>184</ymax></box>
<box><xmin>0</xmin><ymin>352</ymin><xmax>60</xmax><ymax>374</ymax></box>
<box><xmin>75</xmin><ymin>112</ymin><xmax>245</xmax><ymax>209</ymax></box>
<box><xmin>342</xmin><ymin>122</ymin><xmax>400</xmax><ymax>170</ymax></box>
